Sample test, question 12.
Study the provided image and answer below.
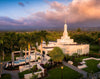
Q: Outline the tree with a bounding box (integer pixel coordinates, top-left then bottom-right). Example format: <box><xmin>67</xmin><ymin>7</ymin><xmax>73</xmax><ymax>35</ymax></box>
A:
<box><xmin>49</xmin><ymin>47</ymin><xmax>64</xmax><ymax>63</ymax></box>
<box><xmin>0</xmin><ymin>39</ymin><xmax>4</xmax><ymax>60</ymax></box>
<box><xmin>18</xmin><ymin>34</ymin><xmax>28</xmax><ymax>64</ymax></box>
<box><xmin>0</xmin><ymin>39</ymin><xmax>3</xmax><ymax>78</ymax></box>
<box><xmin>99</xmin><ymin>38</ymin><xmax>100</xmax><ymax>53</ymax></box>
<box><xmin>37</xmin><ymin>31</ymin><xmax>49</xmax><ymax>63</ymax></box>
<box><xmin>31</xmin><ymin>32</ymin><xmax>38</xmax><ymax>62</ymax></box>
<box><xmin>76</xmin><ymin>28</ymin><xmax>81</xmax><ymax>32</ymax></box>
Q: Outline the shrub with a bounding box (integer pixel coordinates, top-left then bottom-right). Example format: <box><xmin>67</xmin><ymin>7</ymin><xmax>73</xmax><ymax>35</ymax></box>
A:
<box><xmin>0</xmin><ymin>74</ymin><xmax>11</xmax><ymax>79</ymax></box>
<box><xmin>44</xmin><ymin>63</ymin><xmax>52</xmax><ymax>70</ymax></box>
<box><xmin>30</xmin><ymin>73</ymin><xmax>38</xmax><ymax>79</ymax></box>
<box><xmin>18</xmin><ymin>65</ymin><xmax>40</xmax><ymax>79</ymax></box>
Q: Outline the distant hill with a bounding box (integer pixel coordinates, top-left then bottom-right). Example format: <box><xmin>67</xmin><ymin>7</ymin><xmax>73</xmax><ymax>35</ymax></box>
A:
<box><xmin>0</xmin><ymin>25</ymin><xmax>100</xmax><ymax>32</ymax></box>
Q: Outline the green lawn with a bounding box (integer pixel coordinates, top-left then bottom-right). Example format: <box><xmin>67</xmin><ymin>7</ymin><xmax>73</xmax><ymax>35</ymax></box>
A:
<box><xmin>45</xmin><ymin>66</ymin><xmax>82</xmax><ymax>79</ymax></box>
<box><xmin>0</xmin><ymin>74</ymin><xmax>11</xmax><ymax>79</ymax></box>
<box><xmin>90</xmin><ymin>45</ymin><xmax>100</xmax><ymax>54</ymax></box>
<box><xmin>83</xmin><ymin>59</ymin><xmax>100</xmax><ymax>73</ymax></box>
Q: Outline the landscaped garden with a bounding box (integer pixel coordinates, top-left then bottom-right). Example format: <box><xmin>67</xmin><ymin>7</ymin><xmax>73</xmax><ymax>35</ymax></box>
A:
<box><xmin>18</xmin><ymin>65</ymin><xmax>41</xmax><ymax>79</ymax></box>
<box><xmin>83</xmin><ymin>59</ymin><xmax>100</xmax><ymax>73</ymax></box>
<box><xmin>45</xmin><ymin>66</ymin><xmax>82</xmax><ymax>79</ymax></box>
<box><xmin>0</xmin><ymin>74</ymin><xmax>11</xmax><ymax>79</ymax></box>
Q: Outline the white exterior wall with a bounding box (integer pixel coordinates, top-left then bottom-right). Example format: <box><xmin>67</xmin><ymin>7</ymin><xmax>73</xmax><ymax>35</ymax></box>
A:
<box><xmin>41</xmin><ymin>44</ymin><xmax>89</xmax><ymax>56</ymax></box>
<box><xmin>60</xmin><ymin>44</ymin><xmax>89</xmax><ymax>56</ymax></box>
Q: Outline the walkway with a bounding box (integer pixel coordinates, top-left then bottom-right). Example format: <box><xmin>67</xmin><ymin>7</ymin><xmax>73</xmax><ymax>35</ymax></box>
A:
<box><xmin>2</xmin><ymin>70</ymin><xmax>19</xmax><ymax>79</ymax></box>
<box><xmin>2</xmin><ymin>62</ymin><xmax>19</xmax><ymax>79</ymax></box>
<box><xmin>63</xmin><ymin>61</ymin><xmax>87</xmax><ymax>78</ymax></box>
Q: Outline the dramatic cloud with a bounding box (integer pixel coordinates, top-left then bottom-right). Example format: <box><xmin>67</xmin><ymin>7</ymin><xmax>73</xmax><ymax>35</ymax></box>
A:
<box><xmin>50</xmin><ymin>1</ymin><xmax>67</xmax><ymax>11</ymax></box>
<box><xmin>0</xmin><ymin>0</ymin><xmax>100</xmax><ymax>31</ymax></box>
<box><xmin>0</xmin><ymin>17</ymin><xmax>24</xmax><ymax>26</ymax></box>
<box><xmin>67</xmin><ymin>0</ymin><xmax>100</xmax><ymax>23</ymax></box>
<box><xmin>23</xmin><ymin>0</ymin><xmax>100</xmax><ymax>26</ymax></box>
<box><xmin>18</xmin><ymin>2</ymin><xmax>25</xmax><ymax>7</ymax></box>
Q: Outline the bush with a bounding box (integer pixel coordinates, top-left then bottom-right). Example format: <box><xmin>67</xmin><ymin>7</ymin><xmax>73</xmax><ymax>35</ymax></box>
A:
<box><xmin>31</xmin><ymin>65</ymin><xmax>37</xmax><ymax>72</ymax></box>
<box><xmin>18</xmin><ymin>65</ymin><xmax>41</xmax><ymax>79</ymax></box>
<box><xmin>30</xmin><ymin>73</ymin><xmax>38</xmax><ymax>79</ymax></box>
<box><xmin>44</xmin><ymin>63</ymin><xmax>52</xmax><ymax>69</ymax></box>
<box><xmin>19</xmin><ymin>70</ymin><xmax>32</xmax><ymax>79</ymax></box>
<box><xmin>0</xmin><ymin>74</ymin><xmax>11</xmax><ymax>79</ymax></box>
<box><xmin>37</xmin><ymin>57</ymin><xmax>40</xmax><ymax>60</ymax></box>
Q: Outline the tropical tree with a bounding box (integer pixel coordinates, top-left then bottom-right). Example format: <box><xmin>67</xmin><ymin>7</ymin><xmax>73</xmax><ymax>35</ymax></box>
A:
<box><xmin>18</xmin><ymin>34</ymin><xmax>28</xmax><ymax>64</ymax></box>
<box><xmin>3</xmin><ymin>32</ymin><xmax>18</xmax><ymax>66</ymax></box>
<box><xmin>31</xmin><ymin>32</ymin><xmax>38</xmax><ymax>62</ymax></box>
<box><xmin>0</xmin><ymin>39</ymin><xmax>3</xmax><ymax>78</ymax></box>
<box><xmin>25</xmin><ymin>33</ymin><xmax>33</xmax><ymax>65</ymax></box>
<box><xmin>0</xmin><ymin>39</ymin><xmax>4</xmax><ymax>60</ymax></box>
<box><xmin>36</xmin><ymin>31</ymin><xmax>49</xmax><ymax>63</ymax></box>
<box><xmin>49</xmin><ymin>47</ymin><xmax>64</xmax><ymax>63</ymax></box>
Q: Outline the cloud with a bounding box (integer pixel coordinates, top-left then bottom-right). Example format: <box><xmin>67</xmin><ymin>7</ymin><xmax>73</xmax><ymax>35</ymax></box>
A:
<box><xmin>67</xmin><ymin>0</ymin><xmax>100</xmax><ymax>23</ymax></box>
<box><xmin>18</xmin><ymin>2</ymin><xmax>25</xmax><ymax>7</ymax></box>
<box><xmin>0</xmin><ymin>0</ymin><xmax>100</xmax><ymax>31</ymax></box>
<box><xmin>50</xmin><ymin>1</ymin><xmax>67</xmax><ymax>11</ymax></box>
<box><xmin>0</xmin><ymin>17</ymin><xmax>24</xmax><ymax>26</ymax></box>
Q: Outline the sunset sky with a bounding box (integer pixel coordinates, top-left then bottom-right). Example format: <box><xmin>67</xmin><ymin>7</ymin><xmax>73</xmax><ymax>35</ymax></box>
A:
<box><xmin>0</xmin><ymin>0</ymin><xmax>100</xmax><ymax>31</ymax></box>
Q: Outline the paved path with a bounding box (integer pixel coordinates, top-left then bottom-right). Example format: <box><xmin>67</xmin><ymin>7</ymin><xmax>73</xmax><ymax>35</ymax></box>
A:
<box><xmin>2</xmin><ymin>70</ymin><xmax>19</xmax><ymax>79</ymax></box>
<box><xmin>63</xmin><ymin>61</ymin><xmax>87</xmax><ymax>78</ymax></box>
<box><xmin>2</xmin><ymin>62</ymin><xmax>20</xmax><ymax>79</ymax></box>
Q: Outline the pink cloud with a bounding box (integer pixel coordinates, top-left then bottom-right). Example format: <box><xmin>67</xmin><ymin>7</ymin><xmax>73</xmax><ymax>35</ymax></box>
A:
<box><xmin>23</xmin><ymin>0</ymin><xmax>100</xmax><ymax>26</ymax></box>
<box><xmin>0</xmin><ymin>0</ymin><xmax>100</xmax><ymax>31</ymax></box>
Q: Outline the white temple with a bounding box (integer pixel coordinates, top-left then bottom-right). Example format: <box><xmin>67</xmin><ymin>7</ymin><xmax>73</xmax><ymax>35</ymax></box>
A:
<box><xmin>57</xmin><ymin>23</ymin><xmax>76</xmax><ymax>45</ymax></box>
<box><xmin>39</xmin><ymin>23</ymin><xmax>89</xmax><ymax>56</ymax></box>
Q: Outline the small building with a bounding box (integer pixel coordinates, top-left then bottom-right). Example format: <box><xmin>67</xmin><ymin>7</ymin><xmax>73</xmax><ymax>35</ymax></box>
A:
<box><xmin>39</xmin><ymin>23</ymin><xmax>89</xmax><ymax>56</ymax></box>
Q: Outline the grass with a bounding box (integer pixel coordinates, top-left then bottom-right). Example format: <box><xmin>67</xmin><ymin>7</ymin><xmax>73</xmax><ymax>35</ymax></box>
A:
<box><xmin>83</xmin><ymin>59</ymin><xmax>100</xmax><ymax>73</ymax></box>
<box><xmin>75</xmin><ymin>56</ymin><xmax>89</xmax><ymax>61</ymax></box>
<box><xmin>45</xmin><ymin>66</ymin><xmax>82</xmax><ymax>79</ymax></box>
<box><xmin>90</xmin><ymin>45</ymin><xmax>100</xmax><ymax>53</ymax></box>
<box><xmin>0</xmin><ymin>74</ymin><xmax>11</xmax><ymax>79</ymax></box>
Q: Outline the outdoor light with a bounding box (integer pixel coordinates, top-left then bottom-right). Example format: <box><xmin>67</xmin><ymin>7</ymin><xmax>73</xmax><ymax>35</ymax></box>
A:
<box><xmin>61</xmin><ymin>66</ymin><xmax>63</xmax><ymax>79</ymax></box>
<box><xmin>61</xmin><ymin>66</ymin><xmax>63</xmax><ymax>69</ymax></box>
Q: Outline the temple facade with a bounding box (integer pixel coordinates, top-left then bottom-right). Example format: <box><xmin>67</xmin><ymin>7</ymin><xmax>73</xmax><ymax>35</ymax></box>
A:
<box><xmin>39</xmin><ymin>23</ymin><xmax>89</xmax><ymax>56</ymax></box>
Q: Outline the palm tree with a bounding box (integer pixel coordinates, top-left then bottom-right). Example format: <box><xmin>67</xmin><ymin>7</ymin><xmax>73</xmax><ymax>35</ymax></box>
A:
<box><xmin>99</xmin><ymin>38</ymin><xmax>100</xmax><ymax>53</ymax></box>
<box><xmin>0</xmin><ymin>39</ymin><xmax>4</xmax><ymax>60</ymax></box>
<box><xmin>4</xmin><ymin>32</ymin><xmax>18</xmax><ymax>67</ymax></box>
<box><xmin>0</xmin><ymin>39</ymin><xmax>3</xmax><ymax>78</ymax></box>
<box><xmin>31</xmin><ymin>33</ymin><xmax>38</xmax><ymax>62</ymax></box>
<box><xmin>37</xmin><ymin>31</ymin><xmax>49</xmax><ymax>63</ymax></box>
<box><xmin>18</xmin><ymin>35</ymin><xmax>28</xmax><ymax>64</ymax></box>
<box><xmin>25</xmin><ymin>33</ymin><xmax>33</xmax><ymax>66</ymax></box>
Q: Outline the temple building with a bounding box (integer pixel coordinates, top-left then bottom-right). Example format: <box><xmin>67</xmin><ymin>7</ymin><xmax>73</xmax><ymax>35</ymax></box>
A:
<box><xmin>39</xmin><ymin>23</ymin><xmax>89</xmax><ymax>56</ymax></box>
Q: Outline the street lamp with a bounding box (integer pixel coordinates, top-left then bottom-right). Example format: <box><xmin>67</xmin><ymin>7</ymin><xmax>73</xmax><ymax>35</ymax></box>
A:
<box><xmin>61</xmin><ymin>66</ymin><xmax>63</xmax><ymax>79</ymax></box>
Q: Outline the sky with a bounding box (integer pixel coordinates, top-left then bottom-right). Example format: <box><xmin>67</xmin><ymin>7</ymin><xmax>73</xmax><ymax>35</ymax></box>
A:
<box><xmin>0</xmin><ymin>0</ymin><xmax>100</xmax><ymax>31</ymax></box>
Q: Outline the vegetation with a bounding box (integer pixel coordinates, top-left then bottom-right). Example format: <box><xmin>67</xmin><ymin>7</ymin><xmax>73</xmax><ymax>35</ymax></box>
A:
<box><xmin>18</xmin><ymin>65</ymin><xmax>41</xmax><ymax>79</ymax></box>
<box><xmin>83</xmin><ymin>59</ymin><xmax>100</xmax><ymax>73</ymax></box>
<box><xmin>30</xmin><ymin>74</ymin><xmax>38</xmax><ymax>79</ymax></box>
<box><xmin>45</xmin><ymin>66</ymin><xmax>82</xmax><ymax>79</ymax></box>
<box><xmin>0</xmin><ymin>74</ymin><xmax>11</xmax><ymax>79</ymax></box>
<box><xmin>0</xmin><ymin>30</ymin><xmax>100</xmax><ymax>62</ymax></box>
<box><xmin>49</xmin><ymin>47</ymin><xmax>64</xmax><ymax>63</ymax></box>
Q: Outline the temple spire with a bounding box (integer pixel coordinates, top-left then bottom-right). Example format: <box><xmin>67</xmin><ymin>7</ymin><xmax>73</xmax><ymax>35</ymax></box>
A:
<box><xmin>65</xmin><ymin>18</ymin><xmax>66</xmax><ymax>24</ymax></box>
